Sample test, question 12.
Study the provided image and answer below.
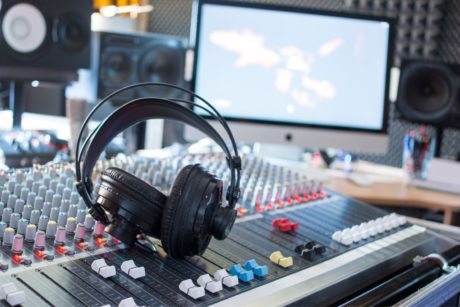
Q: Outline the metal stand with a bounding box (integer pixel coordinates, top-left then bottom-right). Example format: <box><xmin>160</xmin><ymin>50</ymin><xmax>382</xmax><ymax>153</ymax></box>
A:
<box><xmin>8</xmin><ymin>81</ymin><xmax>25</xmax><ymax>128</ymax></box>
<box><xmin>435</xmin><ymin>127</ymin><xmax>444</xmax><ymax>158</ymax></box>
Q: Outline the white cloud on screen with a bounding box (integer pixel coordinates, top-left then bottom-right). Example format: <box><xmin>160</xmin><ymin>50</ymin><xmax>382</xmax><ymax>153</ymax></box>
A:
<box><xmin>275</xmin><ymin>69</ymin><xmax>293</xmax><ymax>93</ymax></box>
<box><xmin>280</xmin><ymin>46</ymin><xmax>313</xmax><ymax>72</ymax></box>
<box><xmin>317</xmin><ymin>37</ymin><xmax>344</xmax><ymax>56</ymax></box>
<box><xmin>209</xmin><ymin>29</ymin><xmax>280</xmax><ymax>68</ymax></box>
<box><xmin>291</xmin><ymin>89</ymin><xmax>315</xmax><ymax>108</ymax></box>
<box><xmin>302</xmin><ymin>76</ymin><xmax>336</xmax><ymax>99</ymax></box>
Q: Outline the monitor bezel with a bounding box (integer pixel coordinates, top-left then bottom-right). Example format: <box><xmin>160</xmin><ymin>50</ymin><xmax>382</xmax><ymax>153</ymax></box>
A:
<box><xmin>191</xmin><ymin>0</ymin><xmax>396</xmax><ymax>135</ymax></box>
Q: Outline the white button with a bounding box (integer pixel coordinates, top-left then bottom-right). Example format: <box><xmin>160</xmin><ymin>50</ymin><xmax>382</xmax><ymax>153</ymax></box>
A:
<box><xmin>128</xmin><ymin>267</ymin><xmax>145</xmax><ymax>279</ymax></box>
<box><xmin>0</xmin><ymin>282</ymin><xmax>17</xmax><ymax>299</ymax></box>
<box><xmin>187</xmin><ymin>286</ymin><xmax>205</xmax><ymax>300</ymax></box>
<box><xmin>368</xmin><ymin>226</ymin><xmax>377</xmax><ymax>236</ymax></box>
<box><xmin>91</xmin><ymin>259</ymin><xmax>108</xmax><ymax>272</ymax></box>
<box><xmin>213</xmin><ymin>269</ymin><xmax>228</xmax><ymax>281</ymax></box>
<box><xmin>99</xmin><ymin>266</ymin><xmax>116</xmax><ymax>278</ymax></box>
<box><xmin>222</xmin><ymin>275</ymin><xmax>239</xmax><ymax>287</ymax></box>
<box><xmin>331</xmin><ymin>231</ymin><xmax>342</xmax><ymax>241</ymax></box>
<box><xmin>197</xmin><ymin>274</ymin><xmax>222</xmax><ymax>293</ymax></box>
<box><xmin>214</xmin><ymin>269</ymin><xmax>239</xmax><ymax>287</ymax></box>
<box><xmin>341</xmin><ymin>235</ymin><xmax>353</xmax><ymax>246</ymax></box>
<box><xmin>6</xmin><ymin>291</ymin><xmax>26</xmax><ymax>306</ymax></box>
<box><xmin>360</xmin><ymin>228</ymin><xmax>370</xmax><ymax>240</ymax></box>
<box><xmin>398</xmin><ymin>216</ymin><xmax>407</xmax><ymax>226</ymax></box>
<box><xmin>179</xmin><ymin>279</ymin><xmax>205</xmax><ymax>300</ymax></box>
<box><xmin>118</xmin><ymin>297</ymin><xmax>138</xmax><ymax>307</ymax></box>
<box><xmin>341</xmin><ymin>228</ymin><xmax>351</xmax><ymax>236</ymax></box>
<box><xmin>121</xmin><ymin>260</ymin><xmax>145</xmax><ymax>279</ymax></box>
<box><xmin>352</xmin><ymin>231</ymin><xmax>362</xmax><ymax>243</ymax></box>
<box><xmin>121</xmin><ymin>260</ymin><xmax>136</xmax><ymax>273</ymax></box>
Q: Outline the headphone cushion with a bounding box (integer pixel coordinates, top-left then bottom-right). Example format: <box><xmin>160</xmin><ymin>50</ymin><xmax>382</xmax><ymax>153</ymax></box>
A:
<box><xmin>102</xmin><ymin>167</ymin><xmax>163</xmax><ymax>205</ymax></box>
<box><xmin>161</xmin><ymin>165</ymin><xmax>193</xmax><ymax>257</ymax></box>
<box><xmin>99</xmin><ymin>167</ymin><xmax>166</xmax><ymax>237</ymax></box>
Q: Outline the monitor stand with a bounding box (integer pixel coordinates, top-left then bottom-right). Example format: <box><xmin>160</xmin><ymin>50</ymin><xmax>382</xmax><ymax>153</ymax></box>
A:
<box><xmin>252</xmin><ymin>143</ymin><xmax>304</xmax><ymax>161</ymax></box>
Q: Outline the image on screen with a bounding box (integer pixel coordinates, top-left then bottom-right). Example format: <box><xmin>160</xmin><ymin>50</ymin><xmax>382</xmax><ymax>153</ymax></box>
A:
<box><xmin>193</xmin><ymin>3</ymin><xmax>391</xmax><ymax>131</ymax></box>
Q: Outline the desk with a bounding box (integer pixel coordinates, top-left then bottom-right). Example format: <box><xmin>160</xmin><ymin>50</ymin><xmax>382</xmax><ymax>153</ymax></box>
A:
<box><xmin>325</xmin><ymin>174</ymin><xmax>460</xmax><ymax>225</ymax></box>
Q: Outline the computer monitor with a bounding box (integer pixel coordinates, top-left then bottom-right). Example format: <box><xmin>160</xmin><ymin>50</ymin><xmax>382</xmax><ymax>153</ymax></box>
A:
<box><xmin>188</xmin><ymin>0</ymin><xmax>395</xmax><ymax>153</ymax></box>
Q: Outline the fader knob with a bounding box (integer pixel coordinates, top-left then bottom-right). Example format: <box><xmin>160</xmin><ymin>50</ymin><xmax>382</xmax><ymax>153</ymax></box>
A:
<box><xmin>60</xmin><ymin>200</ymin><xmax>70</xmax><ymax>213</ymax></box>
<box><xmin>93</xmin><ymin>221</ymin><xmax>105</xmax><ymax>237</ymax></box>
<box><xmin>84</xmin><ymin>215</ymin><xmax>95</xmax><ymax>230</ymax></box>
<box><xmin>13</xmin><ymin>199</ymin><xmax>24</xmax><ymax>214</ymax></box>
<box><xmin>74</xmin><ymin>223</ymin><xmax>85</xmax><ymax>242</ymax></box>
<box><xmin>22</xmin><ymin>205</ymin><xmax>32</xmax><ymax>220</ymax></box>
<box><xmin>11</xmin><ymin>234</ymin><xmax>23</xmax><ymax>254</ymax></box>
<box><xmin>30</xmin><ymin>210</ymin><xmax>41</xmax><ymax>225</ymax></box>
<box><xmin>67</xmin><ymin>205</ymin><xmax>78</xmax><ymax>218</ymax></box>
<box><xmin>9</xmin><ymin>213</ymin><xmax>20</xmax><ymax>229</ymax></box>
<box><xmin>6</xmin><ymin>195</ymin><xmax>17</xmax><ymax>209</ymax></box>
<box><xmin>1</xmin><ymin>208</ymin><xmax>12</xmax><ymax>224</ymax></box>
<box><xmin>54</xmin><ymin>226</ymin><xmax>66</xmax><ymax>246</ymax></box>
<box><xmin>50</xmin><ymin>207</ymin><xmax>59</xmax><ymax>222</ymax></box>
<box><xmin>45</xmin><ymin>190</ymin><xmax>54</xmax><ymax>203</ymax></box>
<box><xmin>62</xmin><ymin>188</ymin><xmax>71</xmax><ymax>200</ymax></box>
<box><xmin>33</xmin><ymin>231</ymin><xmax>46</xmax><ymax>250</ymax></box>
<box><xmin>38</xmin><ymin>215</ymin><xmax>49</xmax><ymax>231</ymax></box>
<box><xmin>57</xmin><ymin>212</ymin><xmax>67</xmax><ymax>227</ymax></box>
<box><xmin>0</xmin><ymin>222</ymin><xmax>6</xmax><ymax>239</ymax></box>
<box><xmin>26</xmin><ymin>192</ymin><xmax>36</xmax><ymax>206</ymax></box>
<box><xmin>41</xmin><ymin>202</ymin><xmax>51</xmax><ymax>217</ymax></box>
<box><xmin>1</xmin><ymin>190</ymin><xmax>9</xmax><ymax>203</ymax></box>
<box><xmin>76</xmin><ymin>210</ymin><xmax>86</xmax><ymax>224</ymax></box>
<box><xmin>45</xmin><ymin>221</ymin><xmax>57</xmax><ymax>238</ymax></box>
<box><xmin>51</xmin><ymin>194</ymin><xmax>61</xmax><ymax>208</ymax></box>
<box><xmin>33</xmin><ymin>196</ymin><xmax>44</xmax><ymax>210</ymax></box>
<box><xmin>3</xmin><ymin>227</ymin><xmax>15</xmax><ymax>246</ymax></box>
<box><xmin>25</xmin><ymin>224</ymin><xmax>37</xmax><ymax>242</ymax></box>
<box><xmin>19</xmin><ymin>188</ymin><xmax>29</xmax><ymax>201</ymax></box>
<box><xmin>65</xmin><ymin>217</ymin><xmax>77</xmax><ymax>234</ymax></box>
<box><xmin>70</xmin><ymin>192</ymin><xmax>79</xmax><ymax>205</ymax></box>
<box><xmin>17</xmin><ymin>219</ymin><xmax>28</xmax><ymax>235</ymax></box>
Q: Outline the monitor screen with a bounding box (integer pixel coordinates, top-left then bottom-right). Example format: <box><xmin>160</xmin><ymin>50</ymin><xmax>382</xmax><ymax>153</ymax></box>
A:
<box><xmin>192</xmin><ymin>1</ymin><xmax>393</xmax><ymax>132</ymax></box>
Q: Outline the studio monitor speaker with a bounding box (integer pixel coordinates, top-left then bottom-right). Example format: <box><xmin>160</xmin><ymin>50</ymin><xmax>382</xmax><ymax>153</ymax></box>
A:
<box><xmin>96</xmin><ymin>31</ymin><xmax>188</xmax><ymax>105</ymax></box>
<box><xmin>0</xmin><ymin>0</ymin><xmax>92</xmax><ymax>80</ymax></box>
<box><xmin>397</xmin><ymin>59</ymin><xmax>460</xmax><ymax>128</ymax></box>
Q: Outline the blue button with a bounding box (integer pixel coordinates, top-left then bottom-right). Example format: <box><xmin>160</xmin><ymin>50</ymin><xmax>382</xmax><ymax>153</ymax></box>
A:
<box><xmin>238</xmin><ymin>270</ymin><xmax>254</xmax><ymax>282</ymax></box>
<box><xmin>229</xmin><ymin>264</ymin><xmax>243</xmax><ymax>276</ymax></box>
<box><xmin>253</xmin><ymin>265</ymin><xmax>268</xmax><ymax>277</ymax></box>
<box><xmin>243</xmin><ymin>259</ymin><xmax>258</xmax><ymax>270</ymax></box>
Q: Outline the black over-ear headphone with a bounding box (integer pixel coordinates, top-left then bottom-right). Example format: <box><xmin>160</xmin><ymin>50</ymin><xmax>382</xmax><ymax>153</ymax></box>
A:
<box><xmin>75</xmin><ymin>83</ymin><xmax>241</xmax><ymax>258</ymax></box>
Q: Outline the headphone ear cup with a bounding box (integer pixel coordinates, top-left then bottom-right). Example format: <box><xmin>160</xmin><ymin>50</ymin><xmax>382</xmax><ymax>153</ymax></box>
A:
<box><xmin>161</xmin><ymin>165</ymin><xmax>194</xmax><ymax>257</ymax></box>
<box><xmin>161</xmin><ymin>164</ymin><xmax>222</xmax><ymax>258</ymax></box>
<box><xmin>98</xmin><ymin>167</ymin><xmax>167</xmax><ymax>240</ymax></box>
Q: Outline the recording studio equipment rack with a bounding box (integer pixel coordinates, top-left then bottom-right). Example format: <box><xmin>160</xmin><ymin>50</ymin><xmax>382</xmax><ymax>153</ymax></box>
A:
<box><xmin>0</xmin><ymin>152</ymin><xmax>457</xmax><ymax>306</ymax></box>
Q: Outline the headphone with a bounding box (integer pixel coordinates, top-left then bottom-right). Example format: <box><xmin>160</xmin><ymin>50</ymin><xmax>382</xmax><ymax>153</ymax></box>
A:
<box><xmin>75</xmin><ymin>83</ymin><xmax>242</xmax><ymax>258</ymax></box>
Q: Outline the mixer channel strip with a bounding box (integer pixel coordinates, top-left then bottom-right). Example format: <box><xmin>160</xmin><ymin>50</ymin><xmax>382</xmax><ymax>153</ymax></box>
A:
<box><xmin>0</xmin><ymin>153</ymin><xmax>448</xmax><ymax>306</ymax></box>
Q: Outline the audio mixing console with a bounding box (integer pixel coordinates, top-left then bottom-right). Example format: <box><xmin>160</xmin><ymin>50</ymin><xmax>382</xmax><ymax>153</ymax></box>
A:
<box><xmin>0</xmin><ymin>152</ymin><xmax>456</xmax><ymax>306</ymax></box>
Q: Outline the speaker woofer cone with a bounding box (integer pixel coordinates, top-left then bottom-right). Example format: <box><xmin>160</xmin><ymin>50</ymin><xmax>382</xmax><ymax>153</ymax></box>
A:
<box><xmin>397</xmin><ymin>62</ymin><xmax>455</xmax><ymax>123</ymax></box>
<box><xmin>102</xmin><ymin>51</ymin><xmax>133</xmax><ymax>85</ymax></box>
<box><xmin>54</xmin><ymin>13</ymin><xmax>88</xmax><ymax>52</ymax></box>
<box><xmin>138</xmin><ymin>45</ymin><xmax>182</xmax><ymax>97</ymax></box>
<box><xmin>404</xmin><ymin>68</ymin><xmax>451</xmax><ymax>113</ymax></box>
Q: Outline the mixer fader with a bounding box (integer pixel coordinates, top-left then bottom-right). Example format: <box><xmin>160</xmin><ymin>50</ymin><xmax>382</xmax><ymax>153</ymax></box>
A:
<box><xmin>0</xmin><ymin>153</ymin><xmax>455</xmax><ymax>306</ymax></box>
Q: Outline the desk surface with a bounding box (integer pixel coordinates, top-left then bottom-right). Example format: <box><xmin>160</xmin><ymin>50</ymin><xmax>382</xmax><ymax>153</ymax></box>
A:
<box><xmin>325</xmin><ymin>174</ymin><xmax>460</xmax><ymax>225</ymax></box>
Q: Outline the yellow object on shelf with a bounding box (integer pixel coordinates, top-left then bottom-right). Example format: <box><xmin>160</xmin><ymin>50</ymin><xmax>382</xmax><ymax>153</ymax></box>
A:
<box><xmin>94</xmin><ymin>0</ymin><xmax>112</xmax><ymax>9</ymax></box>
